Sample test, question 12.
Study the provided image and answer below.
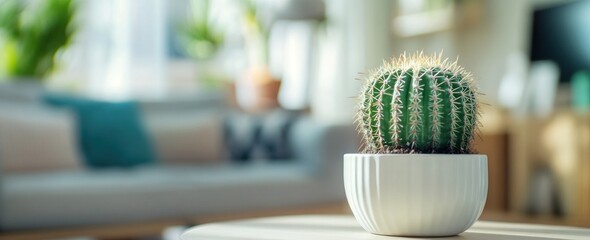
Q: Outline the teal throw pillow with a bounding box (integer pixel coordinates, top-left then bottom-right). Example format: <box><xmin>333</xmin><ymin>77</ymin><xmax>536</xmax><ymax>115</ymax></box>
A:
<box><xmin>43</xmin><ymin>94</ymin><xmax>155</xmax><ymax>168</ymax></box>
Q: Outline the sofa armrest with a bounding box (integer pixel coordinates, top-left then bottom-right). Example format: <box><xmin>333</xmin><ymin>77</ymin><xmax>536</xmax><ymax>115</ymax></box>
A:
<box><xmin>289</xmin><ymin>117</ymin><xmax>357</xmax><ymax>180</ymax></box>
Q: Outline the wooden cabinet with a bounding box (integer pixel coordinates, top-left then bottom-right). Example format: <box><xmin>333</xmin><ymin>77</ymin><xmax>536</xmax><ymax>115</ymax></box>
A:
<box><xmin>475</xmin><ymin>105</ymin><xmax>510</xmax><ymax>212</ymax></box>
<box><xmin>509</xmin><ymin>112</ymin><xmax>590</xmax><ymax>218</ymax></box>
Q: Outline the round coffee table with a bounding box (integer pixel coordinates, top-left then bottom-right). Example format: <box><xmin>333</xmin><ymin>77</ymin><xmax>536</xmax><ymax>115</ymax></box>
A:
<box><xmin>181</xmin><ymin>215</ymin><xmax>590</xmax><ymax>239</ymax></box>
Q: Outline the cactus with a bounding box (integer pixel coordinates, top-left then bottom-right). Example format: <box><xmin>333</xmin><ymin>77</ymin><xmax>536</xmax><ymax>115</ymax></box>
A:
<box><xmin>356</xmin><ymin>52</ymin><xmax>480</xmax><ymax>154</ymax></box>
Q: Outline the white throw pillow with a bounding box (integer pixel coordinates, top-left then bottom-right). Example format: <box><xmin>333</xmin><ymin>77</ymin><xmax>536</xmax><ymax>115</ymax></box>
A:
<box><xmin>0</xmin><ymin>104</ymin><xmax>82</xmax><ymax>173</ymax></box>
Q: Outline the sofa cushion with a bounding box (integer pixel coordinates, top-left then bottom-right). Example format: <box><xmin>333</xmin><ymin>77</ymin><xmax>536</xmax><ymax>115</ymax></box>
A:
<box><xmin>0</xmin><ymin>104</ymin><xmax>82</xmax><ymax>173</ymax></box>
<box><xmin>258</xmin><ymin>110</ymin><xmax>299</xmax><ymax>160</ymax></box>
<box><xmin>1</xmin><ymin>162</ymin><xmax>344</xmax><ymax>230</ymax></box>
<box><xmin>145</xmin><ymin>111</ymin><xmax>224</xmax><ymax>166</ymax></box>
<box><xmin>223</xmin><ymin>110</ymin><xmax>299</xmax><ymax>163</ymax></box>
<box><xmin>43</xmin><ymin>94</ymin><xmax>155</xmax><ymax>168</ymax></box>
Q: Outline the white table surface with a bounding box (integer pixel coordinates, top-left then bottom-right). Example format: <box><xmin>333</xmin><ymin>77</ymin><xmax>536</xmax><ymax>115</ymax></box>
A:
<box><xmin>181</xmin><ymin>215</ymin><xmax>590</xmax><ymax>240</ymax></box>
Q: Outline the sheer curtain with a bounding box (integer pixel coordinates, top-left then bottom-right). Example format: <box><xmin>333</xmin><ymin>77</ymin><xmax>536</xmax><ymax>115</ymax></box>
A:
<box><xmin>61</xmin><ymin>0</ymin><xmax>167</xmax><ymax>100</ymax></box>
<box><xmin>57</xmin><ymin>0</ymin><xmax>247</xmax><ymax>100</ymax></box>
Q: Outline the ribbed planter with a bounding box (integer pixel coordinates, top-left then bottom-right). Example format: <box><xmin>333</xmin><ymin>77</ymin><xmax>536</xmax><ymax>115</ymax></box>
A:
<box><xmin>343</xmin><ymin>154</ymin><xmax>488</xmax><ymax>237</ymax></box>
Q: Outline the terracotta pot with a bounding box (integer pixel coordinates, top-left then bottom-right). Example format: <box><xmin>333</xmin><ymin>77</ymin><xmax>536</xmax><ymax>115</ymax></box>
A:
<box><xmin>235</xmin><ymin>67</ymin><xmax>281</xmax><ymax>113</ymax></box>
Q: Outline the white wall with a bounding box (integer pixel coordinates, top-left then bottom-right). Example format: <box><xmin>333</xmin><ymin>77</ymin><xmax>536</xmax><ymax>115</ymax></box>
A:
<box><xmin>389</xmin><ymin>0</ymin><xmax>531</xmax><ymax>104</ymax></box>
<box><xmin>316</xmin><ymin>0</ymin><xmax>575</xmax><ymax>123</ymax></box>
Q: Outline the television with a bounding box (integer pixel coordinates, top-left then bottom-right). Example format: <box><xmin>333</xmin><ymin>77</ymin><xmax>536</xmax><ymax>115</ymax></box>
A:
<box><xmin>530</xmin><ymin>0</ymin><xmax>590</xmax><ymax>83</ymax></box>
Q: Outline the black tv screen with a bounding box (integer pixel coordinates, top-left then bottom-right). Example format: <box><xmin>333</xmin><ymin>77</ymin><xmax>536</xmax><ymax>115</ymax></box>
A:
<box><xmin>530</xmin><ymin>0</ymin><xmax>590</xmax><ymax>83</ymax></box>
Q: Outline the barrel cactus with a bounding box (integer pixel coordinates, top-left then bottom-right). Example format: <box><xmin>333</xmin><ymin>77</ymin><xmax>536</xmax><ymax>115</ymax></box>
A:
<box><xmin>356</xmin><ymin>52</ymin><xmax>480</xmax><ymax>154</ymax></box>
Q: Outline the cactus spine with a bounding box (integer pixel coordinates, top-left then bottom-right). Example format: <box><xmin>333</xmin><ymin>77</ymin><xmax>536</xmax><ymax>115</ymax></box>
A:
<box><xmin>357</xmin><ymin>53</ymin><xmax>480</xmax><ymax>154</ymax></box>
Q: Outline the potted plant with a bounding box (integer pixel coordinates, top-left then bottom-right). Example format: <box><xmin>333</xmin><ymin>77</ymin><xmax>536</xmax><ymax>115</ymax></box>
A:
<box><xmin>234</xmin><ymin>0</ymin><xmax>281</xmax><ymax>113</ymax></box>
<box><xmin>344</xmin><ymin>52</ymin><xmax>487</xmax><ymax>237</ymax></box>
<box><xmin>0</xmin><ymin>0</ymin><xmax>74</xmax><ymax>80</ymax></box>
<box><xmin>0</xmin><ymin>0</ymin><xmax>74</xmax><ymax>100</ymax></box>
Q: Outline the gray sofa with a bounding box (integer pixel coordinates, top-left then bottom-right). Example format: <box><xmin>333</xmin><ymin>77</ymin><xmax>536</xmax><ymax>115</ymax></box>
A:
<box><xmin>0</xmin><ymin>92</ymin><xmax>356</xmax><ymax>230</ymax></box>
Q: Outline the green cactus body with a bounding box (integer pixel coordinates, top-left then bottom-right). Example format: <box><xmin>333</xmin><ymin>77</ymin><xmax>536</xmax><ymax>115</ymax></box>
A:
<box><xmin>357</xmin><ymin>53</ymin><xmax>480</xmax><ymax>154</ymax></box>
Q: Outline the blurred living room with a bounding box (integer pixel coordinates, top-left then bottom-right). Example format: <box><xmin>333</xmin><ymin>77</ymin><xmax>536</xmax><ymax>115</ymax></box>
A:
<box><xmin>0</xmin><ymin>0</ymin><xmax>589</xmax><ymax>239</ymax></box>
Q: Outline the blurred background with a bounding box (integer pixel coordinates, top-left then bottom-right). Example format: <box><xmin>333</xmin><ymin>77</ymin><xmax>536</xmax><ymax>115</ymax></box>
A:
<box><xmin>0</xmin><ymin>0</ymin><xmax>589</xmax><ymax>239</ymax></box>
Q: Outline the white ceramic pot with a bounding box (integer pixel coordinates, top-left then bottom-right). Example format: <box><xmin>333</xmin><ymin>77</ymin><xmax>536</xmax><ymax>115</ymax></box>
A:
<box><xmin>343</xmin><ymin>154</ymin><xmax>488</xmax><ymax>237</ymax></box>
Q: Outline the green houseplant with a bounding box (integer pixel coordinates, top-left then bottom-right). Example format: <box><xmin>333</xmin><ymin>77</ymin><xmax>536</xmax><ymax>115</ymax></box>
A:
<box><xmin>180</xmin><ymin>0</ymin><xmax>223</xmax><ymax>61</ymax></box>
<box><xmin>0</xmin><ymin>0</ymin><xmax>75</xmax><ymax>80</ymax></box>
<box><xmin>344</xmin><ymin>52</ymin><xmax>488</xmax><ymax>237</ymax></box>
<box><xmin>179</xmin><ymin>0</ymin><xmax>227</xmax><ymax>90</ymax></box>
<box><xmin>235</xmin><ymin>0</ymin><xmax>281</xmax><ymax>113</ymax></box>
